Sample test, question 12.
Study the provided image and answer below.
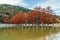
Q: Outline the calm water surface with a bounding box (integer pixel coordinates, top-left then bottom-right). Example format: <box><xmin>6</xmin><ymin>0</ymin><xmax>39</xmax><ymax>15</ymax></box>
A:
<box><xmin>0</xmin><ymin>27</ymin><xmax>60</xmax><ymax>40</ymax></box>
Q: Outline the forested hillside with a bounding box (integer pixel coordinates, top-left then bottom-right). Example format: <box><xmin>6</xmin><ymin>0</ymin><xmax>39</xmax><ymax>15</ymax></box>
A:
<box><xmin>0</xmin><ymin>4</ymin><xmax>59</xmax><ymax>23</ymax></box>
<box><xmin>0</xmin><ymin>4</ymin><xmax>32</xmax><ymax>15</ymax></box>
<box><xmin>0</xmin><ymin>4</ymin><xmax>32</xmax><ymax>23</ymax></box>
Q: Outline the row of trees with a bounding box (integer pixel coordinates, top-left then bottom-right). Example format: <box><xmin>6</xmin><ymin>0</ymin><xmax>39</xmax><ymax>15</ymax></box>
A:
<box><xmin>3</xmin><ymin>6</ymin><xmax>56</xmax><ymax>24</ymax></box>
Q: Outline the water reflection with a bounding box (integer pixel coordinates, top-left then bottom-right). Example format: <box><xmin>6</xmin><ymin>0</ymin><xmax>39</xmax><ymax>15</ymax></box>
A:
<box><xmin>39</xmin><ymin>33</ymin><xmax>60</xmax><ymax>40</ymax></box>
<box><xmin>0</xmin><ymin>27</ymin><xmax>60</xmax><ymax>40</ymax></box>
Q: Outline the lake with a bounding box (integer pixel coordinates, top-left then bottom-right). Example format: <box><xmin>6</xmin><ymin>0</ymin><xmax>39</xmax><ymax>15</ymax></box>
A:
<box><xmin>0</xmin><ymin>26</ymin><xmax>60</xmax><ymax>40</ymax></box>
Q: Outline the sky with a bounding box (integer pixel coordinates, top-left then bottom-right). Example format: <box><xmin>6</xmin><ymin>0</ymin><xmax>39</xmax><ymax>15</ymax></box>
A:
<box><xmin>0</xmin><ymin>0</ymin><xmax>60</xmax><ymax>16</ymax></box>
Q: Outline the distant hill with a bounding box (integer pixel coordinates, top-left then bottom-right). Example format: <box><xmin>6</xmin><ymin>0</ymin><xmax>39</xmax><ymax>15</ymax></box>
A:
<box><xmin>0</xmin><ymin>4</ymin><xmax>32</xmax><ymax>16</ymax></box>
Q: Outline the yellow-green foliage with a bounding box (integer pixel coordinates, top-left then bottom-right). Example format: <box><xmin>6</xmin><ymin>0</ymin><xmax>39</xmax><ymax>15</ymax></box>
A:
<box><xmin>55</xmin><ymin>19</ymin><xmax>60</xmax><ymax>23</ymax></box>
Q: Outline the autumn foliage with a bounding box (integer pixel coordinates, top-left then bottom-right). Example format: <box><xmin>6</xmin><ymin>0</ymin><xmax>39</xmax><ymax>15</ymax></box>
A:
<box><xmin>4</xmin><ymin>7</ymin><xmax>56</xmax><ymax>24</ymax></box>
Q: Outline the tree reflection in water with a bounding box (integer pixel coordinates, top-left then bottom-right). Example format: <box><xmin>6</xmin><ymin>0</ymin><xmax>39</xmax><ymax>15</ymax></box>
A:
<box><xmin>39</xmin><ymin>33</ymin><xmax>60</xmax><ymax>40</ymax></box>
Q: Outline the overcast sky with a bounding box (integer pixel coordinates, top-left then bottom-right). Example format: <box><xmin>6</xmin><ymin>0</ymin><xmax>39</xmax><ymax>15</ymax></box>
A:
<box><xmin>0</xmin><ymin>0</ymin><xmax>60</xmax><ymax>16</ymax></box>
